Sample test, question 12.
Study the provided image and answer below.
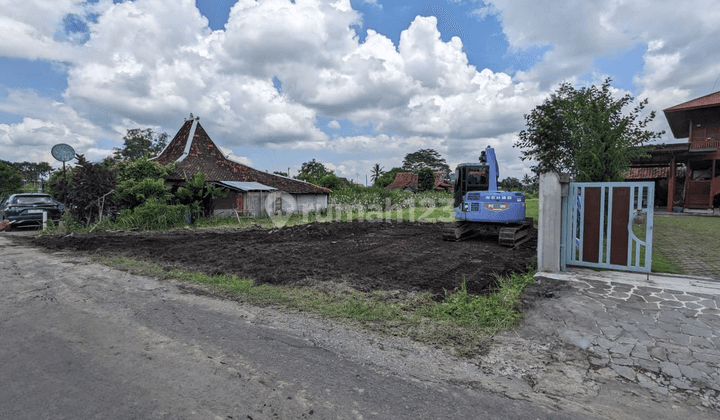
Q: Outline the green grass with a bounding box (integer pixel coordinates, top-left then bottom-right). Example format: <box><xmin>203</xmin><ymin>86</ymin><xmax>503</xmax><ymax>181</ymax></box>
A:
<box><xmin>651</xmin><ymin>215</ymin><xmax>720</xmax><ymax>276</ymax></box>
<box><xmin>98</xmin><ymin>255</ymin><xmax>536</xmax><ymax>357</ymax></box>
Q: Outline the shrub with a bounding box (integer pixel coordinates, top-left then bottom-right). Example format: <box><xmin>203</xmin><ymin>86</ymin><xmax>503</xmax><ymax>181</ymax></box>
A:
<box><xmin>114</xmin><ymin>157</ymin><xmax>175</xmax><ymax>209</ymax></box>
<box><xmin>115</xmin><ymin>199</ymin><xmax>188</xmax><ymax>231</ymax></box>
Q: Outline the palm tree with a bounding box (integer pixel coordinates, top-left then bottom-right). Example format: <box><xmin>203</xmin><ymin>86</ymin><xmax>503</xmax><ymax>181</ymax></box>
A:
<box><xmin>370</xmin><ymin>163</ymin><xmax>385</xmax><ymax>183</ymax></box>
<box><xmin>522</xmin><ymin>174</ymin><xmax>537</xmax><ymax>193</ymax></box>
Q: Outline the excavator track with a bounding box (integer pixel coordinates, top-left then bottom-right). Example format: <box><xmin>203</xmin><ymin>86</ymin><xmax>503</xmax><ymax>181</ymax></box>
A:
<box><xmin>443</xmin><ymin>218</ymin><xmax>533</xmax><ymax>248</ymax></box>
<box><xmin>498</xmin><ymin>218</ymin><xmax>533</xmax><ymax>248</ymax></box>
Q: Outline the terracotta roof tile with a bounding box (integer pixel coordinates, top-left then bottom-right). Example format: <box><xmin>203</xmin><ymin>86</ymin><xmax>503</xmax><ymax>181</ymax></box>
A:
<box><xmin>627</xmin><ymin>166</ymin><xmax>686</xmax><ymax>179</ymax></box>
<box><xmin>664</xmin><ymin>91</ymin><xmax>720</xmax><ymax>112</ymax></box>
<box><xmin>153</xmin><ymin>119</ymin><xmax>330</xmax><ymax>195</ymax></box>
<box><xmin>385</xmin><ymin>173</ymin><xmax>418</xmax><ymax>190</ymax></box>
<box><xmin>385</xmin><ymin>172</ymin><xmax>452</xmax><ymax>191</ymax></box>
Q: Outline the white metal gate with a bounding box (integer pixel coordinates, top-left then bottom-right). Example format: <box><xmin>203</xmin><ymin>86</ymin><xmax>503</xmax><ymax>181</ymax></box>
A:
<box><xmin>562</xmin><ymin>182</ymin><xmax>654</xmax><ymax>272</ymax></box>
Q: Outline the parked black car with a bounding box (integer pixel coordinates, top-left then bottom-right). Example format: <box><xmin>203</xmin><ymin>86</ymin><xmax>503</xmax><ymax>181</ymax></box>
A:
<box><xmin>0</xmin><ymin>193</ymin><xmax>63</xmax><ymax>231</ymax></box>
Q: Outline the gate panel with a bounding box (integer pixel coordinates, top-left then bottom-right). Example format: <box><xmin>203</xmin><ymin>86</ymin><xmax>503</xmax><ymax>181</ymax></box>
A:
<box><xmin>563</xmin><ymin>181</ymin><xmax>654</xmax><ymax>273</ymax></box>
<box><xmin>582</xmin><ymin>187</ymin><xmax>601</xmax><ymax>263</ymax></box>
<box><xmin>610</xmin><ymin>187</ymin><xmax>630</xmax><ymax>265</ymax></box>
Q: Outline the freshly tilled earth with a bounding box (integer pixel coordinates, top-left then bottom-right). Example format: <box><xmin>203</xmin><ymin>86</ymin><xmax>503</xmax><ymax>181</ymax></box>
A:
<box><xmin>28</xmin><ymin>221</ymin><xmax>537</xmax><ymax>297</ymax></box>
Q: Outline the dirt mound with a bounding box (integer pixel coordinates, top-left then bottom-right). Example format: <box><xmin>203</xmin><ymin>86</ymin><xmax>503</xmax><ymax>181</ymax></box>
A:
<box><xmin>25</xmin><ymin>221</ymin><xmax>536</xmax><ymax>297</ymax></box>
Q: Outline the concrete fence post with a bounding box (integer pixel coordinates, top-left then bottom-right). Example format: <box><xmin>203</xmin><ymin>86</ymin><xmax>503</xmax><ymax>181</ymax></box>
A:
<box><xmin>537</xmin><ymin>172</ymin><xmax>562</xmax><ymax>272</ymax></box>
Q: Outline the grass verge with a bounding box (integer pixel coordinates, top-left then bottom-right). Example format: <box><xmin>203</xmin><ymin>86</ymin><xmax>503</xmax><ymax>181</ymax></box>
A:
<box><xmin>98</xmin><ymin>255</ymin><xmax>535</xmax><ymax>357</ymax></box>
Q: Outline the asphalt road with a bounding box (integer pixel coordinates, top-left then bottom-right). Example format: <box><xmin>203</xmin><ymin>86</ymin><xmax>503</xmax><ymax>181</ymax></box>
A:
<box><xmin>0</xmin><ymin>234</ymin><xmax>582</xmax><ymax>420</ymax></box>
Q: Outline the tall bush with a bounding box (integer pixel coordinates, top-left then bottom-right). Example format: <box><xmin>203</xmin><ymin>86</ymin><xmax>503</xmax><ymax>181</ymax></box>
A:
<box><xmin>59</xmin><ymin>154</ymin><xmax>117</xmax><ymax>226</ymax></box>
<box><xmin>114</xmin><ymin>157</ymin><xmax>175</xmax><ymax>209</ymax></box>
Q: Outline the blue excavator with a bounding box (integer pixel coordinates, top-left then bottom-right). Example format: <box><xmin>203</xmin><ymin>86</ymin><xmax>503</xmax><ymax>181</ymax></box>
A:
<box><xmin>443</xmin><ymin>146</ymin><xmax>533</xmax><ymax>247</ymax></box>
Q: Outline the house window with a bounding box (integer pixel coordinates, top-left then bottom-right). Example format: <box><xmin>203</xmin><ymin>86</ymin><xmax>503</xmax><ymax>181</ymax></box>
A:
<box><xmin>275</xmin><ymin>196</ymin><xmax>282</xmax><ymax>213</ymax></box>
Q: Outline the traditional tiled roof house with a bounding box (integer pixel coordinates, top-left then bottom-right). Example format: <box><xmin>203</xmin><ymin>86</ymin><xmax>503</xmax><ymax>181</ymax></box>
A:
<box><xmin>385</xmin><ymin>172</ymin><xmax>452</xmax><ymax>192</ymax></box>
<box><xmin>153</xmin><ymin>115</ymin><xmax>330</xmax><ymax>216</ymax></box>
<box><xmin>628</xmin><ymin>91</ymin><xmax>720</xmax><ymax>211</ymax></box>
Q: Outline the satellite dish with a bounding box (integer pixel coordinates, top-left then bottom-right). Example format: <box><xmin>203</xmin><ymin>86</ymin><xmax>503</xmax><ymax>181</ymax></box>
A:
<box><xmin>51</xmin><ymin>143</ymin><xmax>76</xmax><ymax>162</ymax></box>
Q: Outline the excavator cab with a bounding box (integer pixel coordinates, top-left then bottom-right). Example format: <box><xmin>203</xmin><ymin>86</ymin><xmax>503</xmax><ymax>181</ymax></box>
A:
<box><xmin>444</xmin><ymin>146</ymin><xmax>533</xmax><ymax>247</ymax></box>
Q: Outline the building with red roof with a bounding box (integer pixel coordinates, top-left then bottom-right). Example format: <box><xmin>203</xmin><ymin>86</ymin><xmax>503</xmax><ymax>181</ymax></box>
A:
<box><xmin>153</xmin><ymin>115</ymin><xmax>330</xmax><ymax>216</ymax></box>
<box><xmin>628</xmin><ymin>91</ymin><xmax>720</xmax><ymax>211</ymax></box>
<box><xmin>385</xmin><ymin>172</ymin><xmax>452</xmax><ymax>192</ymax></box>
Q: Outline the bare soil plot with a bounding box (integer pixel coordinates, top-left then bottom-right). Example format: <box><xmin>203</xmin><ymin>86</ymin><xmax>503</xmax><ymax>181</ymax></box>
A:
<box><xmin>22</xmin><ymin>221</ymin><xmax>537</xmax><ymax>297</ymax></box>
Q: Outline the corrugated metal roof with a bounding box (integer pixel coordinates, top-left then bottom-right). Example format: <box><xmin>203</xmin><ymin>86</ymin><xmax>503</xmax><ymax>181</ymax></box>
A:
<box><xmin>217</xmin><ymin>181</ymin><xmax>277</xmax><ymax>191</ymax></box>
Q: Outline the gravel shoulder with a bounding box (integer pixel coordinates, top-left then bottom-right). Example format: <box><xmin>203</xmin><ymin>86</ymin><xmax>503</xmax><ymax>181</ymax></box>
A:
<box><xmin>1</xmin><ymin>231</ymin><xmax>716</xmax><ymax>419</ymax></box>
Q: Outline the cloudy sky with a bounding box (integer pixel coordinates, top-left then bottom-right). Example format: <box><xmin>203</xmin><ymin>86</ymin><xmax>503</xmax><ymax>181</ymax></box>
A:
<box><xmin>2</xmin><ymin>0</ymin><xmax>719</xmax><ymax>184</ymax></box>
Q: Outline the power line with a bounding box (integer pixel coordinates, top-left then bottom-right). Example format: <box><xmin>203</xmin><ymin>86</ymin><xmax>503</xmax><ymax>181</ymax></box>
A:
<box><xmin>712</xmin><ymin>70</ymin><xmax>720</xmax><ymax>92</ymax></box>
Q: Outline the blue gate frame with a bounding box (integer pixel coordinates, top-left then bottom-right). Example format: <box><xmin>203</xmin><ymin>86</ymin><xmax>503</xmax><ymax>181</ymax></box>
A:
<box><xmin>561</xmin><ymin>182</ymin><xmax>654</xmax><ymax>273</ymax></box>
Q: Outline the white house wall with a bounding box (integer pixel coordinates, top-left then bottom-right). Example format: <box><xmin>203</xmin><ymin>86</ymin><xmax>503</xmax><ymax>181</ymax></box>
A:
<box><xmin>294</xmin><ymin>194</ymin><xmax>328</xmax><ymax>214</ymax></box>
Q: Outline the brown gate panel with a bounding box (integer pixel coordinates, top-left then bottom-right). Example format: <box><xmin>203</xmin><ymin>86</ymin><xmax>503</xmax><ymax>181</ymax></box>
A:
<box><xmin>610</xmin><ymin>187</ymin><xmax>630</xmax><ymax>265</ymax></box>
<box><xmin>582</xmin><ymin>187</ymin><xmax>601</xmax><ymax>263</ymax></box>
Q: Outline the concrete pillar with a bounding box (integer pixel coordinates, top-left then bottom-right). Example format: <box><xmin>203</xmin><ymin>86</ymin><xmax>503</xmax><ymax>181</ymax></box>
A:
<box><xmin>538</xmin><ymin>172</ymin><xmax>562</xmax><ymax>272</ymax></box>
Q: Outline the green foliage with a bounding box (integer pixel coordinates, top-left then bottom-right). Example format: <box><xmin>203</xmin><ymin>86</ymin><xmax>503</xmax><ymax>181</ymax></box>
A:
<box><xmin>521</xmin><ymin>174</ymin><xmax>538</xmax><ymax>194</ymax></box>
<box><xmin>373</xmin><ymin>167</ymin><xmax>404</xmax><ymax>188</ymax></box>
<box><xmin>174</xmin><ymin>172</ymin><xmax>228</xmax><ymax>220</ymax></box>
<box><xmin>296</xmin><ymin>159</ymin><xmax>333</xmax><ymax>185</ymax></box>
<box><xmin>20</xmin><ymin>183</ymin><xmax>39</xmax><ymax>193</ymax></box>
<box><xmin>318</xmin><ymin>173</ymin><xmax>344</xmax><ymax>190</ymax></box>
<box><xmin>417</xmin><ymin>167</ymin><xmax>435</xmax><ymax>192</ymax></box>
<box><xmin>370</xmin><ymin>163</ymin><xmax>385</xmax><ymax>183</ymax></box>
<box><xmin>114</xmin><ymin>157</ymin><xmax>175</xmax><ymax>209</ymax></box>
<box><xmin>329</xmin><ymin>185</ymin><xmax>452</xmax><ymax>214</ymax></box>
<box><xmin>115</xmin><ymin>199</ymin><xmax>188</xmax><ymax>231</ymax></box>
<box><xmin>499</xmin><ymin>177</ymin><xmax>523</xmax><ymax>191</ymax></box>
<box><xmin>273</xmin><ymin>171</ymin><xmax>288</xmax><ymax>177</ymax></box>
<box><xmin>402</xmin><ymin>149</ymin><xmax>450</xmax><ymax>174</ymax></box>
<box><xmin>45</xmin><ymin>168</ymin><xmax>73</xmax><ymax>202</ymax></box>
<box><xmin>12</xmin><ymin>161</ymin><xmax>53</xmax><ymax>186</ymax></box>
<box><xmin>110</xmin><ymin>128</ymin><xmax>169</xmax><ymax>162</ymax></box>
<box><xmin>60</xmin><ymin>154</ymin><xmax>117</xmax><ymax>226</ymax></box>
<box><xmin>425</xmin><ymin>271</ymin><xmax>535</xmax><ymax>330</ymax></box>
<box><xmin>515</xmin><ymin>78</ymin><xmax>664</xmax><ymax>181</ymax></box>
<box><xmin>0</xmin><ymin>160</ymin><xmax>23</xmax><ymax>196</ymax></box>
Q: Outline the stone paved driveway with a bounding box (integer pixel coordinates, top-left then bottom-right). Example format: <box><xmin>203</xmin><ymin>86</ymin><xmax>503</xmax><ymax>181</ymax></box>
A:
<box><xmin>534</xmin><ymin>268</ymin><xmax>720</xmax><ymax>410</ymax></box>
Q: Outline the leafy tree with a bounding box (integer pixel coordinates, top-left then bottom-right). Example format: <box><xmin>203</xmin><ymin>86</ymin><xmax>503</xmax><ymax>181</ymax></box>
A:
<box><xmin>318</xmin><ymin>173</ymin><xmax>344</xmax><ymax>190</ymax></box>
<box><xmin>417</xmin><ymin>167</ymin><xmax>435</xmax><ymax>192</ymax></box>
<box><xmin>499</xmin><ymin>177</ymin><xmax>522</xmax><ymax>191</ymax></box>
<box><xmin>374</xmin><ymin>167</ymin><xmax>404</xmax><ymax>188</ymax></box>
<box><xmin>402</xmin><ymin>149</ymin><xmax>450</xmax><ymax>174</ymax></box>
<box><xmin>514</xmin><ymin>78</ymin><xmax>664</xmax><ymax>182</ymax></box>
<box><xmin>11</xmin><ymin>161</ymin><xmax>53</xmax><ymax>189</ymax></box>
<box><xmin>521</xmin><ymin>174</ymin><xmax>537</xmax><ymax>194</ymax></box>
<box><xmin>46</xmin><ymin>168</ymin><xmax>74</xmax><ymax>202</ymax></box>
<box><xmin>114</xmin><ymin>157</ymin><xmax>175</xmax><ymax>209</ymax></box>
<box><xmin>370</xmin><ymin>163</ymin><xmax>385</xmax><ymax>183</ymax></box>
<box><xmin>296</xmin><ymin>159</ymin><xmax>332</xmax><ymax>185</ymax></box>
<box><xmin>59</xmin><ymin>154</ymin><xmax>117</xmax><ymax>226</ymax></box>
<box><xmin>273</xmin><ymin>171</ymin><xmax>288</xmax><ymax>177</ymax></box>
<box><xmin>174</xmin><ymin>172</ymin><xmax>228</xmax><ymax>220</ymax></box>
<box><xmin>111</xmin><ymin>128</ymin><xmax>169</xmax><ymax>162</ymax></box>
<box><xmin>0</xmin><ymin>160</ymin><xmax>23</xmax><ymax>196</ymax></box>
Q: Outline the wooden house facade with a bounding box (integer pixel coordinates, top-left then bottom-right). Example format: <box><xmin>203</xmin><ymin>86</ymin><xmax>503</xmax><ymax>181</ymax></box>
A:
<box><xmin>628</xmin><ymin>91</ymin><xmax>720</xmax><ymax>211</ymax></box>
